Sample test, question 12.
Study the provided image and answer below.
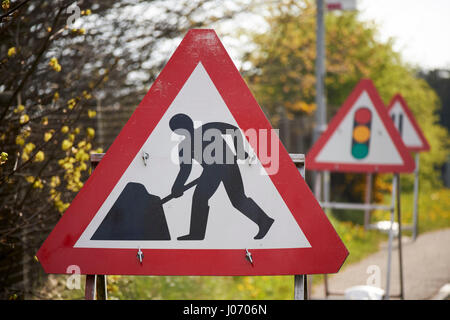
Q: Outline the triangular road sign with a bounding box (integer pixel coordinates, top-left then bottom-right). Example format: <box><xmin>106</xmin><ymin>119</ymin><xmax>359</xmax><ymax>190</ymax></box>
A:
<box><xmin>387</xmin><ymin>94</ymin><xmax>430</xmax><ymax>152</ymax></box>
<box><xmin>37</xmin><ymin>29</ymin><xmax>348</xmax><ymax>276</ymax></box>
<box><xmin>306</xmin><ymin>79</ymin><xmax>415</xmax><ymax>173</ymax></box>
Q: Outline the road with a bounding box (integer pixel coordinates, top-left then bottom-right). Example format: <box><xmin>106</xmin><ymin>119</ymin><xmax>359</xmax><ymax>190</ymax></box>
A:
<box><xmin>311</xmin><ymin>228</ymin><xmax>450</xmax><ymax>299</ymax></box>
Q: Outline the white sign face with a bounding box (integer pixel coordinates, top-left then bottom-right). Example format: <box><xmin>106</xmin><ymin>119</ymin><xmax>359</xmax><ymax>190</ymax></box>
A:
<box><xmin>315</xmin><ymin>90</ymin><xmax>403</xmax><ymax>166</ymax></box>
<box><xmin>75</xmin><ymin>63</ymin><xmax>311</xmax><ymax>250</ymax></box>
<box><xmin>389</xmin><ymin>101</ymin><xmax>424</xmax><ymax>150</ymax></box>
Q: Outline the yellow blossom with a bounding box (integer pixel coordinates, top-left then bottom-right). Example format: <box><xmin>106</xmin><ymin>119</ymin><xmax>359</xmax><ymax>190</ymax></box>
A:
<box><xmin>8</xmin><ymin>47</ymin><xmax>16</xmax><ymax>57</ymax></box>
<box><xmin>41</xmin><ymin>117</ymin><xmax>49</xmax><ymax>125</ymax></box>
<box><xmin>82</xmin><ymin>90</ymin><xmax>92</xmax><ymax>100</ymax></box>
<box><xmin>53</xmin><ymin>92</ymin><xmax>59</xmax><ymax>101</ymax></box>
<box><xmin>49</xmin><ymin>57</ymin><xmax>62</xmax><ymax>72</ymax></box>
<box><xmin>25</xmin><ymin>176</ymin><xmax>35</xmax><ymax>183</ymax></box>
<box><xmin>34</xmin><ymin>179</ymin><xmax>44</xmax><ymax>189</ymax></box>
<box><xmin>25</xmin><ymin>176</ymin><xmax>44</xmax><ymax>189</ymax></box>
<box><xmin>50</xmin><ymin>176</ymin><xmax>60</xmax><ymax>188</ymax></box>
<box><xmin>87</xmin><ymin>110</ymin><xmax>96</xmax><ymax>118</ymax></box>
<box><xmin>44</xmin><ymin>130</ymin><xmax>54</xmax><ymax>142</ymax></box>
<box><xmin>13</xmin><ymin>104</ymin><xmax>25</xmax><ymax>114</ymax></box>
<box><xmin>15</xmin><ymin>135</ymin><xmax>25</xmax><ymax>146</ymax></box>
<box><xmin>24</xmin><ymin>142</ymin><xmax>35</xmax><ymax>154</ymax></box>
<box><xmin>61</xmin><ymin>126</ymin><xmax>69</xmax><ymax>134</ymax></box>
<box><xmin>34</xmin><ymin>151</ymin><xmax>45</xmax><ymax>162</ymax></box>
<box><xmin>78</xmin><ymin>162</ymin><xmax>87</xmax><ymax>171</ymax></box>
<box><xmin>71</xmin><ymin>28</ymin><xmax>86</xmax><ymax>35</ymax></box>
<box><xmin>61</xmin><ymin>139</ymin><xmax>72</xmax><ymax>151</ymax></box>
<box><xmin>19</xmin><ymin>114</ymin><xmax>29</xmax><ymax>124</ymax></box>
<box><xmin>86</xmin><ymin>127</ymin><xmax>95</xmax><ymax>139</ymax></box>
<box><xmin>67</xmin><ymin>98</ymin><xmax>76</xmax><ymax>109</ymax></box>
<box><xmin>75</xmin><ymin>149</ymin><xmax>89</xmax><ymax>162</ymax></box>
<box><xmin>2</xmin><ymin>0</ymin><xmax>10</xmax><ymax>10</ymax></box>
<box><xmin>0</xmin><ymin>152</ymin><xmax>7</xmax><ymax>165</ymax></box>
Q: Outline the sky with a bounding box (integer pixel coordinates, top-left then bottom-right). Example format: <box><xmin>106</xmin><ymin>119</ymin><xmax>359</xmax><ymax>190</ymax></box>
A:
<box><xmin>218</xmin><ymin>0</ymin><xmax>450</xmax><ymax>71</ymax></box>
<box><xmin>358</xmin><ymin>0</ymin><xmax>450</xmax><ymax>70</ymax></box>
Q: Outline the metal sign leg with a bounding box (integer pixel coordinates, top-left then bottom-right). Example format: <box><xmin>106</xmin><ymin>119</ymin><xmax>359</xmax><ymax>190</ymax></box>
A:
<box><xmin>293</xmin><ymin>156</ymin><xmax>309</xmax><ymax>300</ymax></box>
<box><xmin>97</xmin><ymin>275</ymin><xmax>108</xmax><ymax>300</ymax></box>
<box><xmin>384</xmin><ymin>174</ymin><xmax>397</xmax><ymax>299</ymax></box>
<box><xmin>85</xmin><ymin>275</ymin><xmax>97</xmax><ymax>300</ymax></box>
<box><xmin>85</xmin><ymin>275</ymin><xmax>107</xmax><ymax>300</ymax></box>
<box><xmin>396</xmin><ymin>174</ymin><xmax>404</xmax><ymax>300</ymax></box>
<box><xmin>84</xmin><ymin>155</ymin><xmax>108</xmax><ymax>300</ymax></box>
<box><xmin>294</xmin><ymin>275</ymin><xmax>308</xmax><ymax>300</ymax></box>
<box><xmin>412</xmin><ymin>153</ymin><xmax>420</xmax><ymax>241</ymax></box>
<box><xmin>384</xmin><ymin>174</ymin><xmax>404</xmax><ymax>300</ymax></box>
<box><xmin>364</xmin><ymin>173</ymin><xmax>373</xmax><ymax>229</ymax></box>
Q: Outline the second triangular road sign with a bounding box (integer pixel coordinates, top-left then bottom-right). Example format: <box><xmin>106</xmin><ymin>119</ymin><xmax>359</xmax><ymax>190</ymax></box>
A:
<box><xmin>306</xmin><ymin>79</ymin><xmax>415</xmax><ymax>173</ymax></box>
<box><xmin>388</xmin><ymin>94</ymin><xmax>430</xmax><ymax>152</ymax></box>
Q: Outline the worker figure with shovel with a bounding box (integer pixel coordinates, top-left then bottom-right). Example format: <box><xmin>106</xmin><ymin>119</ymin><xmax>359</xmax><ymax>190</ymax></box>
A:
<box><xmin>169</xmin><ymin>113</ymin><xmax>274</xmax><ymax>241</ymax></box>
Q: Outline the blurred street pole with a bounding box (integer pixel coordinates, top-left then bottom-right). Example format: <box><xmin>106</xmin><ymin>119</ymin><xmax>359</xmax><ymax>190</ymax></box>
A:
<box><xmin>314</xmin><ymin>0</ymin><xmax>329</xmax><ymax>296</ymax></box>
<box><xmin>313</xmin><ymin>0</ymin><xmax>327</xmax><ymax>202</ymax></box>
<box><xmin>314</xmin><ymin>0</ymin><xmax>326</xmax><ymax>144</ymax></box>
<box><xmin>314</xmin><ymin>0</ymin><xmax>358</xmax><ymax>211</ymax></box>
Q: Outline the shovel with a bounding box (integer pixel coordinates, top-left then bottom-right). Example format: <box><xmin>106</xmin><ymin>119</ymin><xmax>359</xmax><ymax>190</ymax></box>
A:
<box><xmin>91</xmin><ymin>178</ymin><xmax>199</xmax><ymax>241</ymax></box>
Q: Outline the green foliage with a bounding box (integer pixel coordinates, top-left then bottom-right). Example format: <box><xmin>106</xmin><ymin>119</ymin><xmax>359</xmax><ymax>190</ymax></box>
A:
<box><xmin>242</xmin><ymin>0</ymin><xmax>449</xmax><ymax>191</ymax></box>
<box><xmin>373</xmin><ymin>188</ymin><xmax>450</xmax><ymax>234</ymax></box>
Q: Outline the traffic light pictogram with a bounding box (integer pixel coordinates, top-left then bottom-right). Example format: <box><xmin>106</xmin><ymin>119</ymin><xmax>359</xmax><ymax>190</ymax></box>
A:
<box><xmin>351</xmin><ymin>107</ymin><xmax>372</xmax><ymax>159</ymax></box>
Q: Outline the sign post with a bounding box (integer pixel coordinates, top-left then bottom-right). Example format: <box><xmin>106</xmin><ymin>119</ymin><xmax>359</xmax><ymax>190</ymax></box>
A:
<box><xmin>412</xmin><ymin>153</ymin><xmax>420</xmax><ymax>240</ymax></box>
<box><xmin>291</xmin><ymin>154</ymin><xmax>309</xmax><ymax>300</ymax></box>
<box><xmin>396</xmin><ymin>173</ymin><xmax>405</xmax><ymax>300</ymax></box>
<box><xmin>84</xmin><ymin>153</ymin><xmax>108</xmax><ymax>300</ymax></box>
<box><xmin>384</xmin><ymin>173</ymin><xmax>404</xmax><ymax>300</ymax></box>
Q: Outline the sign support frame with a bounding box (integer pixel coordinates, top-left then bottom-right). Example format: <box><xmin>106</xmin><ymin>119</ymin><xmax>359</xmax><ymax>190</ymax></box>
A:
<box><xmin>84</xmin><ymin>154</ymin><xmax>108</xmax><ymax>300</ymax></box>
<box><xmin>412</xmin><ymin>153</ymin><xmax>420</xmax><ymax>241</ymax></box>
<box><xmin>83</xmin><ymin>152</ymin><xmax>313</xmax><ymax>300</ymax></box>
<box><xmin>291</xmin><ymin>154</ymin><xmax>309</xmax><ymax>300</ymax></box>
<box><xmin>384</xmin><ymin>173</ymin><xmax>404</xmax><ymax>300</ymax></box>
<box><xmin>318</xmin><ymin>172</ymin><xmax>404</xmax><ymax>299</ymax></box>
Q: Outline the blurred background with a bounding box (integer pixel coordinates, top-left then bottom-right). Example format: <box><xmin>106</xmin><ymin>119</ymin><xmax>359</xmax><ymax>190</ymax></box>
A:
<box><xmin>0</xmin><ymin>0</ymin><xmax>448</xmax><ymax>299</ymax></box>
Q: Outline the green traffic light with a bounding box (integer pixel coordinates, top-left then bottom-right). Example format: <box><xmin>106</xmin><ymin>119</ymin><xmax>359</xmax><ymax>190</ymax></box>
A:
<box><xmin>351</xmin><ymin>143</ymin><xmax>369</xmax><ymax>159</ymax></box>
